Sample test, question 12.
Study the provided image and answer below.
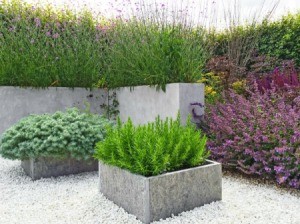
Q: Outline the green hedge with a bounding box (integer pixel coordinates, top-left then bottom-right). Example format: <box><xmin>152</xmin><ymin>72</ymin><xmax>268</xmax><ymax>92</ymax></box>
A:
<box><xmin>258</xmin><ymin>13</ymin><xmax>300</xmax><ymax>65</ymax></box>
<box><xmin>212</xmin><ymin>12</ymin><xmax>300</xmax><ymax>66</ymax></box>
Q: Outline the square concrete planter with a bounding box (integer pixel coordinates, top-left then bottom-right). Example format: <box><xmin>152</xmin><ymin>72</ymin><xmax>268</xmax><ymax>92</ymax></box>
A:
<box><xmin>21</xmin><ymin>157</ymin><xmax>98</xmax><ymax>180</ymax></box>
<box><xmin>116</xmin><ymin>83</ymin><xmax>204</xmax><ymax>125</ymax></box>
<box><xmin>99</xmin><ymin>160</ymin><xmax>222</xmax><ymax>223</ymax></box>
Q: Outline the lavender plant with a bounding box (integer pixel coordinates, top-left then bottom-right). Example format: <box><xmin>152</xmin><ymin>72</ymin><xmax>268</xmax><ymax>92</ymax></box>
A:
<box><xmin>102</xmin><ymin>2</ymin><xmax>215</xmax><ymax>90</ymax></box>
<box><xmin>0</xmin><ymin>0</ymin><xmax>108</xmax><ymax>87</ymax></box>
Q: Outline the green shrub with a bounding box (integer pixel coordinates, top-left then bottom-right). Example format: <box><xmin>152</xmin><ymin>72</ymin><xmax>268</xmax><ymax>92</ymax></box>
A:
<box><xmin>258</xmin><ymin>13</ymin><xmax>300</xmax><ymax>66</ymax></box>
<box><xmin>94</xmin><ymin>115</ymin><xmax>209</xmax><ymax>177</ymax></box>
<box><xmin>213</xmin><ymin>12</ymin><xmax>300</xmax><ymax>67</ymax></box>
<box><xmin>0</xmin><ymin>108</ymin><xmax>112</xmax><ymax>160</ymax></box>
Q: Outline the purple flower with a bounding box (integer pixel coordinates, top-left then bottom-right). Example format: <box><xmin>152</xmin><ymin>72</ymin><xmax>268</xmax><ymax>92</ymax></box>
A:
<box><xmin>34</xmin><ymin>18</ymin><xmax>41</xmax><ymax>27</ymax></box>
<box><xmin>52</xmin><ymin>33</ymin><xmax>60</xmax><ymax>39</ymax></box>
<box><xmin>46</xmin><ymin>31</ymin><xmax>51</xmax><ymax>37</ymax></box>
<box><xmin>274</xmin><ymin>166</ymin><xmax>284</xmax><ymax>174</ymax></box>
<box><xmin>277</xmin><ymin>175</ymin><xmax>288</xmax><ymax>184</ymax></box>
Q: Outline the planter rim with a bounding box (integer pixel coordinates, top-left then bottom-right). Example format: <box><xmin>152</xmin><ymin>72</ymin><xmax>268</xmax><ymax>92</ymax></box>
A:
<box><xmin>113</xmin><ymin>82</ymin><xmax>204</xmax><ymax>89</ymax></box>
<box><xmin>0</xmin><ymin>86</ymin><xmax>97</xmax><ymax>90</ymax></box>
<box><xmin>99</xmin><ymin>159</ymin><xmax>220</xmax><ymax>180</ymax></box>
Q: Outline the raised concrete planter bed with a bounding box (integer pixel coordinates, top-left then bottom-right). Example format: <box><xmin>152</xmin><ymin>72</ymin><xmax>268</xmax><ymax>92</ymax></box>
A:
<box><xmin>22</xmin><ymin>157</ymin><xmax>98</xmax><ymax>180</ymax></box>
<box><xmin>116</xmin><ymin>83</ymin><xmax>204</xmax><ymax>125</ymax></box>
<box><xmin>98</xmin><ymin>160</ymin><xmax>222</xmax><ymax>223</ymax></box>
<box><xmin>0</xmin><ymin>86</ymin><xmax>107</xmax><ymax>136</ymax></box>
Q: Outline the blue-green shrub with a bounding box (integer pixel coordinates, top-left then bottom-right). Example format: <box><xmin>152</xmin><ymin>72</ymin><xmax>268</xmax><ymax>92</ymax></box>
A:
<box><xmin>0</xmin><ymin>108</ymin><xmax>112</xmax><ymax>160</ymax></box>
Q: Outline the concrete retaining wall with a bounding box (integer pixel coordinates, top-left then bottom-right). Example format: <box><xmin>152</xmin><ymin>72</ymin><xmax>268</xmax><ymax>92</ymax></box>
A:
<box><xmin>0</xmin><ymin>83</ymin><xmax>204</xmax><ymax>136</ymax></box>
<box><xmin>116</xmin><ymin>83</ymin><xmax>204</xmax><ymax>125</ymax></box>
<box><xmin>0</xmin><ymin>87</ymin><xmax>107</xmax><ymax>136</ymax></box>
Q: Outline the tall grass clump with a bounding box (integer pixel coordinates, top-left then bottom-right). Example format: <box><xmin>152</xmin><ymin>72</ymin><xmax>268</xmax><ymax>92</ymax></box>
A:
<box><xmin>102</xmin><ymin>2</ymin><xmax>215</xmax><ymax>90</ymax></box>
<box><xmin>0</xmin><ymin>0</ymin><xmax>108</xmax><ymax>88</ymax></box>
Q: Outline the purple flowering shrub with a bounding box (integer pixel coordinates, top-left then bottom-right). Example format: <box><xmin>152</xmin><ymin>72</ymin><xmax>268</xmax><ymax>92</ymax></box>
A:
<box><xmin>257</xmin><ymin>62</ymin><xmax>300</xmax><ymax>93</ymax></box>
<box><xmin>206</xmin><ymin>84</ymin><xmax>300</xmax><ymax>189</ymax></box>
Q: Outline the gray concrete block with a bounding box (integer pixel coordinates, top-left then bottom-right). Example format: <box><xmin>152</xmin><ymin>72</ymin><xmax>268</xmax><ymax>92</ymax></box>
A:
<box><xmin>116</xmin><ymin>83</ymin><xmax>205</xmax><ymax>125</ymax></box>
<box><xmin>99</xmin><ymin>160</ymin><xmax>222</xmax><ymax>223</ymax></box>
<box><xmin>22</xmin><ymin>157</ymin><xmax>98</xmax><ymax>180</ymax></box>
<box><xmin>0</xmin><ymin>86</ymin><xmax>108</xmax><ymax>136</ymax></box>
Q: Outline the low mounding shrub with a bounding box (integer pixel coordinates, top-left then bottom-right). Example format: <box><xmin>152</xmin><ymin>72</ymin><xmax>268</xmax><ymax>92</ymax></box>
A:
<box><xmin>94</xmin><ymin>115</ymin><xmax>209</xmax><ymax>177</ymax></box>
<box><xmin>0</xmin><ymin>108</ymin><xmax>112</xmax><ymax>160</ymax></box>
<box><xmin>206</xmin><ymin>86</ymin><xmax>300</xmax><ymax>189</ymax></box>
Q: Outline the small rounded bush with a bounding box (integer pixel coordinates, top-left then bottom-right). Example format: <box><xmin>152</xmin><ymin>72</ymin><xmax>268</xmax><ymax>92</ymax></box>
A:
<box><xmin>94</xmin><ymin>115</ymin><xmax>209</xmax><ymax>177</ymax></box>
<box><xmin>0</xmin><ymin>108</ymin><xmax>112</xmax><ymax>161</ymax></box>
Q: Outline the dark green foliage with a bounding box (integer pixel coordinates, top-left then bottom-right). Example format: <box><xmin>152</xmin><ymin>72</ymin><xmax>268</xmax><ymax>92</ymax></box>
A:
<box><xmin>94</xmin><ymin>115</ymin><xmax>209</xmax><ymax>177</ymax></box>
<box><xmin>0</xmin><ymin>108</ymin><xmax>112</xmax><ymax>160</ymax></box>
<box><xmin>258</xmin><ymin>13</ymin><xmax>300</xmax><ymax>66</ymax></box>
<box><xmin>213</xmin><ymin>13</ymin><xmax>300</xmax><ymax>67</ymax></box>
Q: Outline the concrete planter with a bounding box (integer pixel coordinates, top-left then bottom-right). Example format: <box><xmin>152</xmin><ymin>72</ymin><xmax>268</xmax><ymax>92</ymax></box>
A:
<box><xmin>22</xmin><ymin>157</ymin><xmax>98</xmax><ymax>180</ymax></box>
<box><xmin>99</xmin><ymin>160</ymin><xmax>222</xmax><ymax>223</ymax></box>
<box><xmin>0</xmin><ymin>86</ymin><xmax>107</xmax><ymax>136</ymax></box>
<box><xmin>116</xmin><ymin>83</ymin><xmax>204</xmax><ymax>125</ymax></box>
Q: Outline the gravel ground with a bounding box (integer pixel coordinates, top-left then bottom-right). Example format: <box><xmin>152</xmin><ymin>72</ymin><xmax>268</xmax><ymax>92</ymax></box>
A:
<box><xmin>0</xmin><ymin>157</ymin><xmax>299</xmax><ymax>224</ymax></box>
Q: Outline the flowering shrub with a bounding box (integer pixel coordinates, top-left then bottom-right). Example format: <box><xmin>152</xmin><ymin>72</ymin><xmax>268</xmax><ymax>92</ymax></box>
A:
<box><xmin>0</xmin><ymin>0</ymin><xmax>109</xmax><ymax>87</ymax></box>
<box><xmin>257</xmin><ymin>63</ymin><xmax>300</xmax><ymax>93</ymax></box>
<box><xmin>206</xmin><ymin>86</ymin><xmax>300</xmax><ymax>189</ymax></box>
<box><xmin>0</xmin><ymin>108</ymin><xmax>112</xmax><ymax>160</ymax></box>
<box><xmin>197</xmin><ymin>72</ymin><xmax>222</xmax><ymax>104</ymax></box>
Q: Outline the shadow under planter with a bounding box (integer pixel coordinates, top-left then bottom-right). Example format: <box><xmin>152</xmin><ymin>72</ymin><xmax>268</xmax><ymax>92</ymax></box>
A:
<box><xmin>99</xmin><ymin>160</ymin><xmax>222</xmax><ymax>224</ymax></box>
<box><xmin>22</xmin><ymin>157</ymin><xmax>98</xmax><ymax>180</ymax></box>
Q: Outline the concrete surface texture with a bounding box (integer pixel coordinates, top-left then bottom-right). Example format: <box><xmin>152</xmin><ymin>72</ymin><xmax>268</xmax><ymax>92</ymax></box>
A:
<box><xmin>0</xmin><ymin>86</ymin><xmax>107</xmax><ymax>136</ymax></box>
<box><xmin>98</xmin><ymin>160</ymin><xmax>222</xmax><ymax>224</ymax></box>
<box><xmin>22</xmin><ymin>157</ymin><xmax>98</xmax><ymax>180</ymax></box>
<box><xmin>116</xmin><ymin>83</ymin><xmax>205</xmax><ymax>125</ymax></box>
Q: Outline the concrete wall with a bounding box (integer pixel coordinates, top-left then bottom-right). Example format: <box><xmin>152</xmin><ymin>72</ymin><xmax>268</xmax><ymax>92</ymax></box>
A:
<box><xmin>116</xmin><ymin>83</ymin><xmax>205</xmax><ymax>125</ymax></box>
<box><xmin>0</xmin><ymin>87</ymin><xmax>107</xmax><ymax>136</ymax></box>
<box><xmin>0</xmin><ymin>83</ymin><xmax>204</xmax><ymax>136</ymax></box>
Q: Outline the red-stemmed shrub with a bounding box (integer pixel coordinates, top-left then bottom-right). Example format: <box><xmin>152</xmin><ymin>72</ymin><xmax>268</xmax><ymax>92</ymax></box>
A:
<box><xmin>206</xmin><ymin>84</ymin><xmax>300</xmax><ymax>189</ymax></box>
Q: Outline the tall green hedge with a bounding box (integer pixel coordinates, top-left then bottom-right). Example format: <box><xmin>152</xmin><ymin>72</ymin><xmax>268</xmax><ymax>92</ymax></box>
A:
<box><xmin>258</xmin><ymin>13</ymin><xmax>300</xmax><ymax>65</ymax></box>
<box><xmin>212</xmin><ymin>12</ymin><xmax>300</xmax><ymax>66</ymax></box>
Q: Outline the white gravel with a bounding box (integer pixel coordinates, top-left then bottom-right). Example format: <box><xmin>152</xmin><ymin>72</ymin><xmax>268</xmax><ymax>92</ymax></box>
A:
<box><xmin>0</xmin><ymin>157</ymin><xmax>299</xmax><ymax>224</ymax></box>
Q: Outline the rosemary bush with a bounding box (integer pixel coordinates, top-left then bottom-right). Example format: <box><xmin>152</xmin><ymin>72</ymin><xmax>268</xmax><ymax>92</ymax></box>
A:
<box><xmin>0</xmin><ymin>108</ymin><xmax>112</xmax><ymax>160</ymax></box>
<box><xmin>94</xmin><ymin>115</ymin><xmax>209</xmax><ymax>177</ymax></box>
